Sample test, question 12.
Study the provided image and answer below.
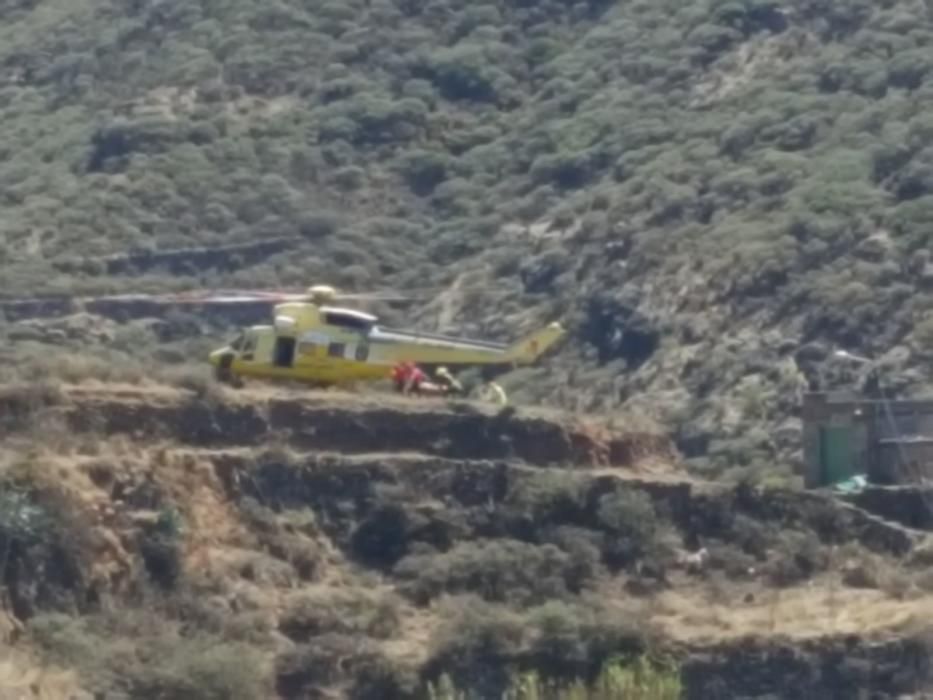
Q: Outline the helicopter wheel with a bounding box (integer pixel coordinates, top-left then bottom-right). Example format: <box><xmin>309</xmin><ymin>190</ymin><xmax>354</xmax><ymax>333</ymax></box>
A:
<box><xmin>214</xmin><ymin>366</ymin><xmax>244</xmax><ymax>388</ymax></box>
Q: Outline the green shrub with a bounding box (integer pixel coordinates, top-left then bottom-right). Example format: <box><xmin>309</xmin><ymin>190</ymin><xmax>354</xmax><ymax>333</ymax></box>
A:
<box><xmin>318</xmin><ymin>94</ymin><xmax>428</xmax><ymax>145</ymax></box>
<box><xmin>430</xmin><ymin>596</ymin><xmax>527</xmax><ymax>662</ymax></box>
<box><xmin>422</xmin><ymin>44</ymin><xmax>507</xmax><ymax>102</ymax></box>
<box><xmin>128</xmin><ymin>638</ymin><xmax>267</xmax><ymax>700</ymax></box>
<box><xmin>397</xmin><ymin>149</ymin><xmax>452</xmax><ymax>195</ymax></box>
<box><xmin>30</xmin><ymin>612</ymin><xmax>268</xmax><ymax>699</ymax></box>
<box><xmin>279</xmin><ymin>588</ymin><xmax>401</xmax><ymax>641</ymax></box>
<box><xmin>0</xmin><ymin>487</ymin><xmax>51</xmax><ymax>577</ymax></box>
<box><xmin>507</xmin><ymin>471</ymin><xmax>585</xmax><ymax>521</ymax></box>
<box><xmin>275</xmin><ymin>635</ymin><xmax>388</xmax><ymax>694</ymax></box>
<box><xmin>768</xmin><ymin>530</ymin><xmax>829</xmax><ymax>587</ymax></box>
<box><xmin>595</xmin><ymin>489</ymin><xmax>665</xmax><ymax>568</ymax></box>
<box><xmin>426</xmin><ymin>655</ymin><xmax>681</xmax><ymax>700</ymax></box>
<box><xmin>138</xmin><ymin>505</ymin><xmax>185</xmax><ymax>589</ymax></box>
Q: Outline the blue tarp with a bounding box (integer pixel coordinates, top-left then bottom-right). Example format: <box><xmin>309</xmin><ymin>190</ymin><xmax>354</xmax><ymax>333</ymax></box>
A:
<box><xmin>831</xmin><ymin>474</ymin><xmax>867</xmax><ymax>494</ymax></box>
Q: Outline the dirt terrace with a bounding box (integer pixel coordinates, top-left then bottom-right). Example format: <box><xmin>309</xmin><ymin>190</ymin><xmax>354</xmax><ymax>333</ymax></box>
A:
<box><xmin>1</xmin><ymin>382</ymin><xmax>932</xmax><ymax>699</ymax></box>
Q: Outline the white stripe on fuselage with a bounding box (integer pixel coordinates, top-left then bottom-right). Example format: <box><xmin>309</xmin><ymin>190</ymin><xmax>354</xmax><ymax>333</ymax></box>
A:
<box><xmin>368</xmin><ymin>327</ymin><xmax>507</xmax><ymax>352</ymax></box>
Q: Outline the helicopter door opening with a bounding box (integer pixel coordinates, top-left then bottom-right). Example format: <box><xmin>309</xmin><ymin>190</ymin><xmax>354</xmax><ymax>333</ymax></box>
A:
<box><xmin>274</xmin><ymin>337</ymin><xmax>296</xmax><ymax>368</ymax></box>
<box><xmin>241</xmin><ymin>331</ymin><xmax>257</xmax><ymax>361</ymax></box>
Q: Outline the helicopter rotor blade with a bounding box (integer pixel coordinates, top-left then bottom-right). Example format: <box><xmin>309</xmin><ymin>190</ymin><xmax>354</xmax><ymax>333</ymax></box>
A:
<box><xmin>332</xmin><ymin>289</ymin><xmax>440</xmax><ymax>302</ymax></box>
<box><xmin>73</xmin><ymin>290</ymin><xmax>310</xmax><ymax>305</ymax></box>
<box><xmin>0</xmin><ymin>286</ymin><xmax>439</xmax><ymax>309</ymax></box>
<box><xmin>170</xmin><ymin>291</ymin><xmax>310</xmax><ymax>304</ymax></box>
<box><xmin>334</xmin><ymin>294</ymin><xmax>422</xmax><ymax>301</ymax></box>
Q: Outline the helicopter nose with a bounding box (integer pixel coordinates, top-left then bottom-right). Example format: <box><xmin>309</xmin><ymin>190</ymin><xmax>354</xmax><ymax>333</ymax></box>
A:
<box><xmin>208</xmin><ymin>348</ymin><xmax>228</xmax><ymax>366</ymax></box>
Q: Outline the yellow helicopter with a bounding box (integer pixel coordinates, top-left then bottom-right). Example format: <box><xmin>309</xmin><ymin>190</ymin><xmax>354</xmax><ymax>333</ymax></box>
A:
<box><xmin>204</xmin><ymin>284</ymin><xmax>565</xmax><ymax>389</ymax></box>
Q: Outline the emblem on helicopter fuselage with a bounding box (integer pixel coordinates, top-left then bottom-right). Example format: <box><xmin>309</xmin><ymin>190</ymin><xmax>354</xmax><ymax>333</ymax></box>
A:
<box><xmin>297</xmin><ymin>331</ymin><xmax>331</xmax><ymax>356</ymax></box>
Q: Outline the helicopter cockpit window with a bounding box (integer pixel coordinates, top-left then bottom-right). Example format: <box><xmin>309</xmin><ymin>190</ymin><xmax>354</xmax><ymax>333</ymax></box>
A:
<box><xmin>230</xmin><ymin>333</ymin><xmax>245</xmax><ymax>352</ymax></box>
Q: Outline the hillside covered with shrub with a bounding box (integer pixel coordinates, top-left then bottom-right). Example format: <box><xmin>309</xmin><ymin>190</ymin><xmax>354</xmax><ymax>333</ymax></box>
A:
<box><xmin>3</xmin><ymin>0</ymin><xmax>933</xmax><ymax>477</ymax></box>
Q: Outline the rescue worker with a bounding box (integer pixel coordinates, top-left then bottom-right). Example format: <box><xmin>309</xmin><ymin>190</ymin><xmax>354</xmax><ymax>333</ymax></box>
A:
<box><xmin>405</xmin><ymin>364</ymin><xmax>428</xmax><ymax>395</ymax></box>
<box><xmin>390</xmin><ymin>362</ymin><xmax>410</xmax><ymax>393</ymax></box>
<box><xmin>434</xmin><ymin>366</ymin><xmax>463</xmax><ymax>396</ymax></box>
<box><xmin>391</xmin><ymin>361</ymin><xmax>428</xmax><ymax>396</ymax></box>
<box><xmin>477</xmin><ymin>381</ymin><xmax>508</xmax><ymax>406</ymax></box>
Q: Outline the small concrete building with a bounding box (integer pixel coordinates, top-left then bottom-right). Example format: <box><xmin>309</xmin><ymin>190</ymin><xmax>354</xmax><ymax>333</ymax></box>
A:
<box><xmin>802</xmin><ymin>391</ymin><xmax>933</xmax><ymax>488</ymax></box>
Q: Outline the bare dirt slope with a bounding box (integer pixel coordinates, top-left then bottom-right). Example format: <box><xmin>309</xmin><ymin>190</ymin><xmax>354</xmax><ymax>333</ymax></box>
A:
<box><xmin>0</xmin><ymin>383</ymin><xmax>932</xmax><ymax>699</ymax></box>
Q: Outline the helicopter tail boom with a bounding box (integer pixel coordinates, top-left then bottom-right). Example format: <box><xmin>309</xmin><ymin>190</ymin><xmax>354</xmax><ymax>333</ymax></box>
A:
<box><xmin>505</xmin><ymin>322</ymin><xmax>566</xmax><ymax>364</ymax></box>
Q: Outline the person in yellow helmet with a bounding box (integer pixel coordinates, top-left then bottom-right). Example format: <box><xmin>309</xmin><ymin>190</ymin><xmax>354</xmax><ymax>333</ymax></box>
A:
<box><xmin>476</xmin><ymin>381</ymin><xmax>508</xmax><ymax>406</ymax></box>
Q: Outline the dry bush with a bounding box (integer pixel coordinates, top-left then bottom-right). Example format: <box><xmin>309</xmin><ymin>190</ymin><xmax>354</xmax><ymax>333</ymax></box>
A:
<box><xmin>275</xmin><ymin>635</ymin><xmax>402</xmax><ymax>697</ymax></box>
<box><xmin>906</xmin><ymin>537</ymin><xmax>933</xmax><ymax>569</ymax></box>
<box><xmin>430</xmin><ymin>596</ymin><xmax>527</xmax><ymax>661</ymax></box>
<box><xmin>29</xmin><ymin>610</ymin><xmax>269</xmax><ymax>699</ymax></box>
<box><xmin>20</xmin><ymin>411</ymin><xmax>78</xmax><ymax>456</ymax></box>
<box><xmin>911</xmin><ymin>569</ymin><xmax>933</xmax><ymax>594</ymax></box>
<box><xmin>238</xmin><ymin>498</ymin><xmax>322</xmax><ymax>581</ymax></box>
<box><xmin>159</xmin><ymin>365</ymin><xmax>226</xmax><ymax>404</ymax></box>
<box><xmin>0</xmin><ymin>652</ymin><xmax>84</xmax><ymax>700</ymax></box>
<box><xmin>706</xmin><ymin>542</ymin><xmax>758</xmax><ymax>579</ymax></box>
<box><xmin>0</xmin><ymin>381</ymin><xmax>66</xmax><ymax>435</ymax></box>
<box><xmin>428</xmin><ymin>595</ymin><xmax>654</xmax><ymax>698</ymax></box>
<box><xmin>394</xmin><ymin>538</ymin><xmax>590</xmax><ymax>606</ymax></box>
<box><xmin>728</xmin><ymin>513</ymin><xmax>772</xmax><ymax>559</ymax></box>
<box><xmin>162</xmin><ymin>585</ymin><xmax>276</xmax><ymax>646</ymax></box>
<box><xmin>541</xmin><ymin>525</ymin><xmax>606</xmax><ymax>586</ymax></box>
<box><xmin>766</xmin><ymin>530</ymin><xmax>829</xmax><ymax>588</ymax></box>
<box><xmin>839</xmin><ymin>546</ymin><xmax>886</xmax><ymax>590</ymax></box>
<box><xmin>279</xmin><ymin>587</ymin><xmax>402</xmax><ymax>642</ymax></box>
<box><xmin>526</xmin><ymin>597</ymin><xmax>650</xmax><ymax>669</ymax></box>
<box><xmin>879</xmin><ymin>567</ymin><xmax>915</xmax><ymax>601</ymax></box>
<box><xmin>5</xmin><ymin>347</ymin><xmax>151</xmax><ymax>387</ymax></box>
<box><xmin>265</xmin><ymin>532</ymin><xmax>321</xmax><ymax>581</ymax></box>
<box><xmin>237</xmin><ymin>551</ymin><xmax>299</xmax><ymax>587</ymax></box>
<box><xmin>127</xmin><ymin>635</ymin><xmax>268</xmax><ymax>700</ymax></box>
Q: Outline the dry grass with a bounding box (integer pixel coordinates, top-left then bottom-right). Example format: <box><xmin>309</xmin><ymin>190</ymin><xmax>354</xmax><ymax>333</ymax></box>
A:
<box><xmin>0</xmin><ymin>651</ymin><xmax>83</xmax><ymax>700</ymax></box>
<box><xmin>648</xmin><ymin>579</ymin><xmax>933</xmax><ymax>643</ymax></box>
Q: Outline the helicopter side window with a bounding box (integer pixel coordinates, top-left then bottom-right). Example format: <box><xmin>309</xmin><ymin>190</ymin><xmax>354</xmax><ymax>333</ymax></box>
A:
<box><xmin>323</xmin><ymin>312</ymin><xmax>373</xmax><ymax>332</ymax></box>
<box><xmin>328</xmin><ymin>342</ymin><xmax>345</xmax><ymax>358</ymax></box>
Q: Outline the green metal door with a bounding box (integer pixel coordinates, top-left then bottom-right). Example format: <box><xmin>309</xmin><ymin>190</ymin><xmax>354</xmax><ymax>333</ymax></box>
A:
<box><xmin>820</xmin><ymin>426</ymin><xmax>855</xmax><ymax>486</ymax></box>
